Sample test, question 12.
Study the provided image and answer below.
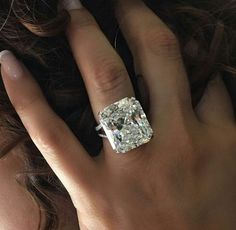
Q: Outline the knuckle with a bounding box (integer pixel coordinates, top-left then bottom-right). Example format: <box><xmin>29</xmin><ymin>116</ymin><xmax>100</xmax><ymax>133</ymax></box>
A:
<box><xmin>234</xmin><ymin>129</ymin><xmax>236</xmax><ymax>142</ymax></box>
<box><xmin>32</xmin><ymin>117</ymin><xmax>68</xmax><ymax>157</ymax></box>
<box><xmin>139</xmin><ymin>28</ymin><xmax>181</xmax><ymax>58</ymax></box>
<box><xmin>93</xmin><ymin>59</ymin><xmax>128</xmax><ymax>93</ymax></box>
<box><xmin>166</xmin><ymin>129</ymin><xmax>199</xmax><ymax>177</ymax></box>
<box><xmin>41</xmin><ymin>120</ymin><xmax>64</xmax><ymax>148</ymax></box>
<box><xmin>13</xmin><ymin>94</ymin><xmax>43</xmax><ymax>115</ymax></box>
<box><xmin>174</xmin><ymin>127</ymin><xmax>196</xmax><ymax>154</ymax></box>
<box><xmin>69</xmin><ymin>8</ymin><xmax>98</xmax><ymax>30</ymax></box>
<box><xmin>168</xmin><ymin>115</ymin><xmax>197</xmax><ymax>157</ymax></box>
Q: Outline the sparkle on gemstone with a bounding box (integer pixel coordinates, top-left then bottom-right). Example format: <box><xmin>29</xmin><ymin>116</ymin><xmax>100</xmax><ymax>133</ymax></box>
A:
<box><xmin>98</xmin><ymin>97</ymin><xmax>154</xmax><ymax>153</ymax></box>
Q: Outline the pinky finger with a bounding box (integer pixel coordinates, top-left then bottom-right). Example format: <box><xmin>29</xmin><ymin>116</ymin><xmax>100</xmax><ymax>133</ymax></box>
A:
<box><xmin>195</xmin><ymin>76</ymin><xmax>235</xmax><ymax>127</ymax></box>
<box><xmin>0</xmin><ymin>50</ymin><xmax>96</xmax><ymax>199</ymax></box>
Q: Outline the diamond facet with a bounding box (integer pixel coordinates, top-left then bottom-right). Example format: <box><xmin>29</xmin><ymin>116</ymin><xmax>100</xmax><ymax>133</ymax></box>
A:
<box><xmin>98</xmin><ymin>97</ymin><xmax>154</xmax><ymax>153</ymax></box>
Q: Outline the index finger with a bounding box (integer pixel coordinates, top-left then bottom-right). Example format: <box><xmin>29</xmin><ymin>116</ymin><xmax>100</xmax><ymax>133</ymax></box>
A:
<box><xmin>0</xmin><ymin>50</ymin><xmax>96</xmax><ymax>197</ymax></box>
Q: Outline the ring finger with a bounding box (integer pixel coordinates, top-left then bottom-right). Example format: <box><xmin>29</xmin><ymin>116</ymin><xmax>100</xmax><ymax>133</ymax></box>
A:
<box><xmin>114</xmin><ymin>0</ymin><xmax>197</xmax><ymax>129</ymax></box>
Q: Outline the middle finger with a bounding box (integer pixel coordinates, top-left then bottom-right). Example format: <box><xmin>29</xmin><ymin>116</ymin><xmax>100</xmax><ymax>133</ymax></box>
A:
<box><xmin>64</xmin><ymin>1</ymin><xmax>135</xmax><ymax>121</ymax></box>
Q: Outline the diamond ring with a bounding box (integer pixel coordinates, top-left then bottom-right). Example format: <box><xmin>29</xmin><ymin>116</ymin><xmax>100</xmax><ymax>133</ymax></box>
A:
<box><xmin>95</xmin><ymin>97</ymin><xmax>154</xmax><ymax>153</ymax></box>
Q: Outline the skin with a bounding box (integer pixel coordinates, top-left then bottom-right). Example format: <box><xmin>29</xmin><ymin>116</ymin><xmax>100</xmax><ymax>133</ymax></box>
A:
<box><xmin>0</xmin><ymin>0</ymin><xmax>236</xmax><ymax>229</ymax></box>
<box><xmin>0</xmin><ymin>136</ymin><xmax>79</xmax><ymax>229</ymax></box>
<box><xmin>0</xmin><ymin>146</ymin><xmax>40</xmax><ymax>230</ymax></box>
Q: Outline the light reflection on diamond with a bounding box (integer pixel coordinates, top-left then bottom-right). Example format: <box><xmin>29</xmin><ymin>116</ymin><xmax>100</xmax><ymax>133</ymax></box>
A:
<box><xmin>98</xmin><ymin>97</ymin><xmax>154</xmax><ymax>153</ymax></box>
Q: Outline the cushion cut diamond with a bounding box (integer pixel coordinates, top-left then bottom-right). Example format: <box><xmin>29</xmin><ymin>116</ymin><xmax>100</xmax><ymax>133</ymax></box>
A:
<box><xmin>98</xmin><ymin>97</ymin><xmax>154</xmax><ymax>153</ymax></box>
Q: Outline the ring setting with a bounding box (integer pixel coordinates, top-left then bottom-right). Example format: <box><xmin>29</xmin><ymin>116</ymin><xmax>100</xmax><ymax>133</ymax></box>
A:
<box><xmin>96</xmin><ymin>97</ymin><xmax>154</xmax><ymax>153</ymax></box>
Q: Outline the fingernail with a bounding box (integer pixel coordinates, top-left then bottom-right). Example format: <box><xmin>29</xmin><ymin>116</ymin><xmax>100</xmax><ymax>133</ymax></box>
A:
<box><xmin>61</xmin><ymin>0</ymin><xmax>83</xmax><ymax>11</ymax></box>
<box><xmin>0</xmin><ymin>50</ymin><xmax>24</xmax><ymax>80</ymax></box>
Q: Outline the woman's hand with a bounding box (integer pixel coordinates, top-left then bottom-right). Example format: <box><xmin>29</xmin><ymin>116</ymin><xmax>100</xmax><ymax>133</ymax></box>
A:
<box><xmin>1</xmin><ymin>0</ymin><xmax>236</xmax><ymax>229</ymax></box>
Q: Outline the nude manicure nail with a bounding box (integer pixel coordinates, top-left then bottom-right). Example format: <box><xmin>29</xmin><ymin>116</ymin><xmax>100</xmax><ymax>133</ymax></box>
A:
<box><xmin>61</xmin><ymin>0</ymin><xmax>83</xmax><ymax>11</ymax></box>
<box><xmin>0</xmin><ymin>50</ymin><xmax>24</xmax><ymax>80</ymax></box>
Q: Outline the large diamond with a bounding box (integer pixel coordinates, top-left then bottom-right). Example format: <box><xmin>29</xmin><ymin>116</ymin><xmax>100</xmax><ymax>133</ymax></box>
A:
<box><xmin>98</xmin><ymin>97</ymin><xmax>154</xmax><ymax>153</ymax></box>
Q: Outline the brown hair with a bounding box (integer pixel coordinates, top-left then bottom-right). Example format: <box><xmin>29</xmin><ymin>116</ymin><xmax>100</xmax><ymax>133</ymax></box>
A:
<box><xmin>0</xmin><ymin>0</ymin><xmax>236</xmax><ymax>229</ymax></box>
